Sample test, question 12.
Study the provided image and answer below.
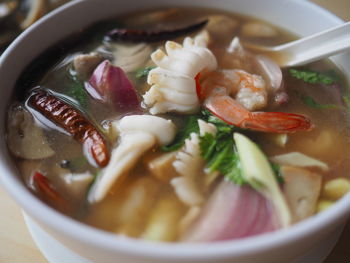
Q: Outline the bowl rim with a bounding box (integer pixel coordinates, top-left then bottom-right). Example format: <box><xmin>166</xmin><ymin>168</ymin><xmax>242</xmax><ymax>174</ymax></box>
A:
<box><xmin>0</xmin><ymin>0</ymin><xmax>349</xmax><ymax>260</ymax></box>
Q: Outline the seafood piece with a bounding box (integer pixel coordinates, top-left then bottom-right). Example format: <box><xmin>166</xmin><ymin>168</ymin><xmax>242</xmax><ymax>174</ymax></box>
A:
<box><xmin>200</xmin><ymin>69</ymin><xmax>313</xmax><ymax>133</ymax></box>
<box><xmin>89</xmin><ymin>115</ymin><xmax>176</xmax><ymax>203</ymax></box>
<box><xmin>171</xmin><ymin>119</ymin><xmax>217</xmax><ymax>206</ymax></box>
<box><xmin>29</xmin><ymin>90</ymin><xmax>109</xmax><ymax>167</ymax></box>
<box><xmin>202</xmin><ymin>69</ymin><xmax>267</xmax><ymax>111</ymax></box>
<box><xmin>7</xmin><ymin>104</ymin><xmax>54</xmax><ymax>160</ymax></box>
<box><xmin>143</xmin><ymin>31</ymin><xmax>217</xmax><ymax>114</ymax></box>
<box><xmin>171</xmin><ymin>133</ymin><xmax>204</xmax><ymax>206</ymax></box>
<box><xmin>105</xmin><ymin>20</ymin><xmax>208</xmax><ymax>43</ymax></box>
<box><xmin>98</xmin><ymin>42</ymin><xmax>152</xmax><ymax>73</ymax></box>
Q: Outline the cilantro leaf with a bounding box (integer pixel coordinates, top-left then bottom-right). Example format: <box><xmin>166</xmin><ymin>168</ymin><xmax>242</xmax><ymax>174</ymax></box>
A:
<box><xmin>296</xmin><ymin>92</ymin><xmax>338</xmax><ymax>109</ymax></box>
<box><xmin>201</xmin><ymin>109</ymin><xmax>239</xmax><ymax>133</ymax></box>
<box><xmin>199</xmin><ymin>131</ymin><xmax>245</xmax><ymax>185</ymax></box>
<box><xmin>271</xmin><ymin>163</ymin><xmax>284</xmax><ymax>184</ymax></box>
<box><xmin>67</xmin><ymin>74</ymin><xmax>88</xmax><ymax>108</ymax></box>
<box><xmin>343</xmin><ymin>95</ymin><xmax>350</xmax><ymax>113</ymax></box>
<box><xmin>135</xmin><ymin>66</ymin><xmax>156</xmax><ymax>78</ymax></box>
<box><xmin>162</xmin><ymin>115</ymin><xmax>199</xmax><ymax>152</ymax></box>
<box><xmin>289</xmin><ymin>68</ymin><xmax>338</xmax><ymax>85</ymax></box>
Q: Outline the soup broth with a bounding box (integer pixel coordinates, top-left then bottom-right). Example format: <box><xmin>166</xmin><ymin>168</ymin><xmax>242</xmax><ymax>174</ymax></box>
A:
<box><xmin>6</xmin><ymin>7</ymin><xmax>350</xmax><ymax>242</ymax></box>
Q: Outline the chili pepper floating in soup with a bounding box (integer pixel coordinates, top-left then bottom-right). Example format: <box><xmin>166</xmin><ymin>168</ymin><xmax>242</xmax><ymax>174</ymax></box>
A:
<box><xmin>33</xmin><ymin>171</ymin><xmax>70</xmax><ymax>213</ymax></box>
<box><xmin>29</xmin><ymin>90</ymin><xmax>110</xmax><ymax>167</ymax></box>
<box><xmin>105</xmin><ymin>19</ymin><xmax>208</xmax><ymax>43</ymax></box>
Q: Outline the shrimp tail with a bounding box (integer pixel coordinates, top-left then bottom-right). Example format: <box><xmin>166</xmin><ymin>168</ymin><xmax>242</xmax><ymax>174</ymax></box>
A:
<box><xmin>243</xmin><ymin>112</ymin><xmax>314</xmax><ymax>133</ymax></box>
<box><xmin>204</xmin><ymin>95</ymin><xmax>313</xmax><ymax>133</ymax></box>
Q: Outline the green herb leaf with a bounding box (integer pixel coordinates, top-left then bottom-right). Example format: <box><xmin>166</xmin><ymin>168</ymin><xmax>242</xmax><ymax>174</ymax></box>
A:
<box><xmin>343</xmin><ymin>95</ymin><xmax>350</xmax><ymax>113</ymax></box>
<box><xmin>162</xmin><ymin>115</ymin><xmax>199</xmax><ymax>152</ymax></box>
<box><xmin>135</xmin><ymin>66</ymin><xmax>156</xmax><ymax>78</ymax></box>
<box><xmin>271</xmin><ymin>163</ymin><xmax>284</xmax><ymax>184</ymax></box>
<box><xmin>201</xmin><ymin>109</ymin><xmax>239</xmax><ymax>133</ymax></box>
<box><xmin>67</xmin><ymin>74</ymin><xmax>88</xmax><ymax>108</ymax></box>
<box><xmin>297</xmin><ymin>92</ymin><xmax>338</xmax><ymax>109</ymax></box>
<box><xmin>289</xmin><ymin>68</ymin><xmax>338</xmax><ymax>85</ymax></box>
<box><xmin>200</xmin><ymin>131</ymin><xmax>245</xmax><ymax>185</ymax></box>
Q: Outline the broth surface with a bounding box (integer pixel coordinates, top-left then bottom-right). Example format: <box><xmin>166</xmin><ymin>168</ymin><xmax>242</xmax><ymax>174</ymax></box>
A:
<box><xmin>6</xmin><ymin>7</ymin><xmax>350</xmax><ymax>242</ymax></box>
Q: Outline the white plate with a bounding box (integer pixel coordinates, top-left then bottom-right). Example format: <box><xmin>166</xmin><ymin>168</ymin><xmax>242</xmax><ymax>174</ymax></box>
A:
<box><xmin>23</xmin><ymin>212</ymin><xmax>342</xmax><ymax>263</ymax></box>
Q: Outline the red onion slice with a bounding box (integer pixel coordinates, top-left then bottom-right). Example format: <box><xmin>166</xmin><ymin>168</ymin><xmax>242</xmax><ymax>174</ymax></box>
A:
<box><xmin>86</xmin><ymin>60</ymin><xmax>141</xmax><ymax>111</ymax></box>
<box><xmin>182</xmin><ymin>180</ymin><xmax>280</xmax><ymax>242</ymax></box>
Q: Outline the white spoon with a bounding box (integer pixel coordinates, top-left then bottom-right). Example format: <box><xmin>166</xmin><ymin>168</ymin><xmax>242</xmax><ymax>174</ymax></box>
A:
<box><xmin>245</xmin><ymin>21</ymin><xmax>350</xmax><ymax>67</ymax></box>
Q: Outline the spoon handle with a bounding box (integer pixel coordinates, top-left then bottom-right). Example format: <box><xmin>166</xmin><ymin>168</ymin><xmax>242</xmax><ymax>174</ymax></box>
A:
<box><xmin>276</xmin><ymin>22</ymin><xmax>350</xmax><ymax>67</ymax></box>
<box><xmin>246</xmin><ymin>22</ymin><xmax>350</xmax><ymax>67</ymax></box>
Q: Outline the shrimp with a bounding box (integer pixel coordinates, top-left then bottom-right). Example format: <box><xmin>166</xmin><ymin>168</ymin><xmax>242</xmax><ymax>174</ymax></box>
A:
<box><xmin>200</xmin><ymin>70</ymin><xmax>313</xmax><ymax>133</ymax></box>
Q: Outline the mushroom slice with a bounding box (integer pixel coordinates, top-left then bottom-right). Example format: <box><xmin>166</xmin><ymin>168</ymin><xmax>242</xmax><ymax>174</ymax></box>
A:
<box><xmin>53</xmin><ymin>165</ymin><xmax>94</xmax><ymax>199</ymax></box>
<box><xmin>7</xmin><ymin>105</ymin><xmax>54</xmax><ymax>160</ymax></box>
<box><xmin>73</xmin><ymin>52</ymin><xmax>104</xmax><ymax>79</ymax></box>
<box><xmin>281</xmin><ymin>166</ymin><xmax>322</xmax><ymax>222</ymax></box>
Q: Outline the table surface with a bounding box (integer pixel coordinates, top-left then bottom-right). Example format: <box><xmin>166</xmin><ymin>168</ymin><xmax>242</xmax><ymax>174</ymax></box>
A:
<box><xmin>1</xmin><ymin>0</ymin><xmax>350</xmax><ymax>262</ymax></box>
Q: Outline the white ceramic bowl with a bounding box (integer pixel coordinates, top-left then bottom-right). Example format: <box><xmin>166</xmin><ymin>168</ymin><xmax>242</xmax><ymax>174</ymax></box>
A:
<box><xmin>1</xmin><ymin>0</ymin><xmax>350</xmax><ymax>263</ymax></box>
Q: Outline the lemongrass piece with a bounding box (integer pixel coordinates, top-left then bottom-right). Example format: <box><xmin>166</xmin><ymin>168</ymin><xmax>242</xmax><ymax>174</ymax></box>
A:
<box><xmin>271</xmin><ymin>152</ymin><xmax>329</xmax><ymax>172</ymax></box>
<box><xmin>234</xmin><ymin>133</ymin><xmax>291</xmax><ymax>227</ymax></box>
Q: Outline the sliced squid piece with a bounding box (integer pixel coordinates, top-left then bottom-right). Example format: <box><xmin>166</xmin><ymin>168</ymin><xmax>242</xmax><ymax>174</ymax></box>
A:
<box><xmin>143</xmin><ymin>31</ymin><xmax>217</xmax><ymax>114</ymax></box>
<box><xmin>107</xmin><ymin>42</ymin><xmax>152</xmax><ymax>73</ymax></box>
<box><xmin>89</xmin><ymin>115</ymin><xmax>176</xmax><ymax>203</ymax></box>
<box><xmin>7</xmin><ymin>105</ymin><xmax>54</xmax><ymax>160</ymax></box>
<box><xmin>171</xmin><ymin>120</ymin><xmax>217</xmax><ymax>206</ymax></box>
